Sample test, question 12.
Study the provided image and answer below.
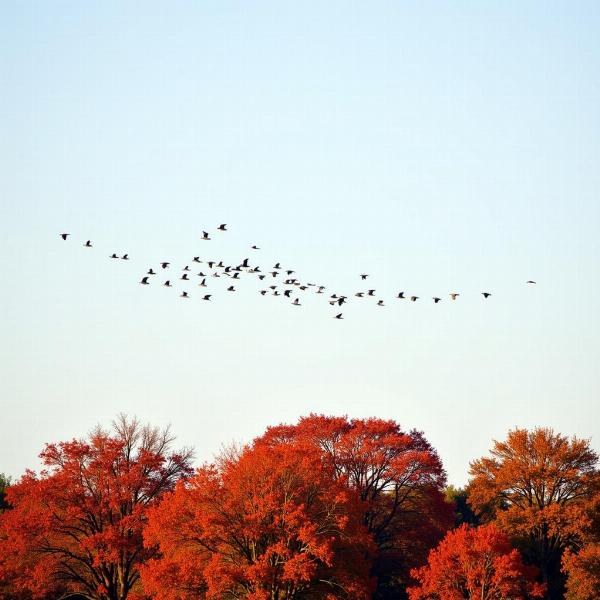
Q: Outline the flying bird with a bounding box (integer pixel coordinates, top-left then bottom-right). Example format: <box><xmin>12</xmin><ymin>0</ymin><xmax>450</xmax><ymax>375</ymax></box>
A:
<box><xmin>251</xmin><ymin>245</ymin><xmax>260</xmax><ymax>250</ymax></box>
<box><xmin>202</xmin><ymin>294</ymin><xmax>212</xmax><ymax>301</ymax></box>
<box><xmin>377</xmin><ymin>300</ymin><xmax>385</xmax><ymax>306</ymax></box>
<box><xmin>450</xmin><ymin>293</ymin><xmax>460</xmax><ymax>300</ymax></box>
<box><xmin>193</xmin><ymin>257</ymin><xmax>201</xmax><ymax>263</ymax></box>
<box><xmin>180</xmin><ymin>273</ymin><xmax>189</xmax><ymax>280</ymax></box>
<box><xmin>147</xmin><ymin>269</ymin><xmax>156</xmax><ymax>275</ymax></box>
<box><xmin>110</xmin><ymin>253</ymin><xmax>118</xmax><ymax>259</ymax></box>
<box><xmin>367</xmin><ymin>289</ymin><xmax>376</xmax><ymax>296</ymax></box>
<box><xmin>482</xmin><ymin>292</ymin><xmax>492</xmax><ymax>298</ymax></box>
<box><xmin>227</xmin><ymin>286</ymin><xmax>235</xmax><ymax>292</ymax></box>
<box><xmin>410</xmin><ymin>296</ymin><xmax>419</xmax><ymax>302</ymax></box>
<box><xmin>163</xmin><ymin>280</ymin><xmax>172</xmax><ymax>287</ymax></box>
<box><xmin>274</xmin><ymin>263</ymin><xmax>281</xmax><ymax>269</ymax></box>
<box><xmin>60</xmin><ymin>233</ymin><xmax>69</xmax><ymax>240</ymax></box>
<box><xmin>84</xmin><ymin>240</ymin><xmax>92</xmax><ymax>247</ymax></box>
<box><xmin>199</xmin><ymin>278</ymin><xmax>207</xmax><ymax>287</ymax></box>
<box><xmin>334</xmin><ymin>313</ymin><xmax>343</xmax><ymax>319</ymax></box>
<box><xmin>217</xmin><ymin>224</ymin><xmax>227</xmax><ymax>231</ymax></box>
<box><xmin>292</xmin><ymin>298</ymin><xmax>301</xmax><ymax>306</ymax></box>
<box><xmin>360</xmin><ymin>274</ymin><xmax>369</xmax><ymax>280</ymax></box>
<box><xmin>121</xmin><ymin>254</ymin><xmax>129</xmax><ymax>260</ymax></box>
<box><xmin>140</xmin><ymin>277</ymin><xmax>150</xmax><ymax>285</ymax></box>
<box><xmin>181</xmin><ymin>291</ymin><xmax>189</xmax><ymax>298</ymax></box>
<box><xmin>526</xmin><ymin>280</ymin><xmax>536</xmax><ymax>284</ymax></box>
<box><xmin>433</xmin><ymin>297</ymin><xmax>441</xmax><ymax>303</ymax></box>
<box><xmin>160</xmin><ymin>262</ymin><xmax>170</xmax><ymax>269</ymax></box>
<box><xmin>355</xmin><ymin>292</ymin><xmax>364</xmax><ymax>297</ymax></box>
<box><xmin>202</xmin><ymin>231</ymin><xmax>211</xmax><ymax>240</ymax></box>
<box><xmin>397</xmin><ymin>292</ymin><xmax>405</xmax><ymax>299</ymax></box>
<box><xmin>183</xmin><ymin>265</ymin><xmax>190</xmax><ymax>271</ymax></box>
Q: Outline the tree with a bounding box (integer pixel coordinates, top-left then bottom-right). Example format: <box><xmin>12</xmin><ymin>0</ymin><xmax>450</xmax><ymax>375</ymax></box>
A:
<box><xmin>408</xmin><ymin>523</ymin><xmax>545</xmax><ymax>600</ymax></box>
<box><xmin>562</xmin><ymin>493</ymin><xmax>600</xmax><ymax>600</ymax></box>
<box><xmin>257</xmin><ymin>415</ymin><xmax>453</xmax><ymax>599</ymax></box>
<box><xmin>141</xmin><ymin>441</ymin><xmax>375</xmax><ymax>600</ymax></box>
<box><xmin>0</xmin><ymin>415</ymin><xmax>193</xmax><ymax>600</ymax></box>
<box><xmin>468</xmin><ymin>428</ymin><xmax>600</xmax><ymax>599</ymax></box>
<box><xmin>0</xmin><ymin>474</ymin><xmax>10</xmax><ymax>512</ymax></box>
<box><xmin>444</xmin><ymin>486</ymin><xmax>479</xmax><ymax>527</ymax></box>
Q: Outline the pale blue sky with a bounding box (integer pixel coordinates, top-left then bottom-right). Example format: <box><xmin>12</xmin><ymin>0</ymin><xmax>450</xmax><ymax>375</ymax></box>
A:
<box><xmin>1</xmin><ymin>2</ymin><xmax>599</xmax><ymax>485</ymax></box>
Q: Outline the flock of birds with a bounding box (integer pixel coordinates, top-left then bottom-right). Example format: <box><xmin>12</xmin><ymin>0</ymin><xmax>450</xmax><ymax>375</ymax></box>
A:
<box><xmin>59</xmin><ymin>227</ymin><xmax>537</xmax><ymax>320</ymax></box>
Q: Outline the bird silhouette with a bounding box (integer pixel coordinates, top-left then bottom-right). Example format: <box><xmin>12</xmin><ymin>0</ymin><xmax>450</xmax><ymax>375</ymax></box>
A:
<box><xmin>526</xmin><ymin>280</ymin><xmax>536</xmax><ymax>284</ymax></box>
<box><xmin>433</xmin><ymin>297</ymin><xmax>441</xmax><ymax>303</ymax></box>
<box><xmin>160</xmin><ymin>262</ymin><xmax>170</xmax><ymax>269</ymax></box>
<box><xmin>292</xmin><ymin>298</ymin><xmax>301</xmax><ymax>306</ymax></box>
<box><xmin>140</xmin><ymin>276</ymin><xmax>150</xmax><ymax>285</ymax></box>
<box><xmin>84</xmin><ymin>240</ymin><xmax>92</xmax><ymax>247</ymax></box>
<box><xmin>202</xmin><ymin>294</ymin><xmax>212</xmax><ymax>301</ymax></box>
<box><xmin>183</xmin><ymin>265</ymin><xmax>190</xmax><ymax>271</ymax></box>
<box><xmin>360</xmin><ymin>274</ymin><xmax>369</xmax><ymax>280</ymax></box>
<box><xmin>193</xmin><ymin>257</ymin><xmax>201</xmax><ymax>263</ymax></box>
<box><xmin>450</xmin><ymin>293</ymin><xmax>459</xmax><ymax>300</ymax></box>
<box><xmin>397</xmin><ymin>292</ymin><xmax>405</xmax><ymax>299</ymax></box>
<box><xmin>147</xmin><ymin>269</ymin><xmax>156</xmax><ymax>275</ymax></box>
<box><xmin>121</xmin><ymin>254</ymin><xmax>129</xmax><ymax>260</ymax></box>
<box><xmin>368</xmin><ymin>290</ymin><xmax>376</xmax><ymax>296</ymax></box>
<box><xmin>110</xmin><ymin>253</ymin><xmax>118</xmax><ymax>259</ymax></box>
<box><xmin>181</xmin><ymin>291</ymin><xmax>189</xmax><ymax>298</ymax></box>
<box><xmin>251</xmin><ymin>245</ymin><xmax>260</xmax><ymax>250</ymax></box>
<box><xmin>355</xmin><ymin>292</ymin><xmax>364</xmax><ymax>297</ymax></box>
<box><xmin>482</xmin><ymin>292</ymin><xmax>492</xmax><ymax>298</ymax></box>
<box><xmin>377</xmin><ymin>300</ymin><xmax>385</xmax><ymax>306</ymax></box>
<box><xmin>60</xmin><ymin>233</ymin><xmax>69</xmax><ymax>240</ymax></box>
<box><xmin>202</xmin><ymin>231</ymin><xmax>211</xmax><ymax>240</ymax></box>
<box><xmin>227</xmin><ymin>286</ymin><xmax>235</xmax><ymax>292</ymax></box>
<box><xmin>274</xmin><ymin>263</ymin><xmax>281</xmax><ymax>269</ymax></box>
<box><xmin>334</xmin><ymin>313</ymin><xmax>343</xmax><ymax>319</ymax></box>
<box><xmin>163</xmin><ymin>280</ymin><xmax>172</xmax><ymax>287</ymax></box>
<box><xmin>410</xmin><ymin>296</ymin><xmax>419</xmax><ymax>301</ymax></box>
<box><xmin>218</xmin><ymin>224</ymin><xmax>227</xmax><ymax>231</ymax></box>
<box><xmin>199</xmin><ymin>278</ymin><xmax>207</xmax><ymax>287</ymax></box>
<box><xmin>180</xmin><ymin>273</ymin><xmax>189</xmax><ymax>280</ymax></box>
<box><xmin>284</xmin><ymin>290</ymin><xmax>292</xmax><ymax>298</ymax></box>
<box><xmin>260</xmin><ymin>290</ymin><xmax>267</xmax><ymax>295</ymax></box>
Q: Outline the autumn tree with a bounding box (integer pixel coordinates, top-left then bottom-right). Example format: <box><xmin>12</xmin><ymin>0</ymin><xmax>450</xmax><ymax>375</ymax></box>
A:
<box><xmin>0</xmin><ymin>474</ymin><xmax>10</xmax><ymax>512</ymax></box>
<box><xmin>0</xmin><ymin>415</ymin><xmax>193</xmax><ymax>600</ymax></box>
<box><xmin>408</xmin><ymin>523</ymin><xmax>545</xmax><ymax>600</ymax></box>
<box><xmin>141</xmin><ymin>441</ymin><xmax>375</xmax><ymax>599</ymax></box>
<box><xmin>256</xmin><ymin>415</ymin><xmax>453</xmax><ymax>599</ymax></box>
<box><xmin>468</xmin><ymin>428</ymin><xmax>600</xmax><ymax>599</ymax></box>
<box><xmin>562</xmin><ymin>493</ymin><xmax>600</xmax><ymax>600</ymax></box>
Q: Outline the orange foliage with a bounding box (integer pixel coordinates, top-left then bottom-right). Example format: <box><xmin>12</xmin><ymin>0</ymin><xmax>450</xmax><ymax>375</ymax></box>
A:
<box><xmin>0</xmin><ymin>416</ymin><xmax>193</xmax><ymax>600</ymax></box>
<box><xmin>408</xmin><ymin>523</ymin><xmax>546</xmax><ymax>600</ymax></box>
<box><xmin>468</xmin><ymin>428</ymin><xmax>599</xmax><ymax>597</ymax></box>
<box><xmin>142</xmin><ymin>442</ymin><xmax>374</xmax><ymax>599</ymax></box>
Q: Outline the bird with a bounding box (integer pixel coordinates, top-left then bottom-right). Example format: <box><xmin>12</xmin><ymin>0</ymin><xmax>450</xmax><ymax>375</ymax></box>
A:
<box><xmin>377</xmin><ymin>300</ymin><xmax>385</xmax><ymax>306</ymax></box>
<box><xmin>410</xmin><ymin>296</ymin><xmax>419</xmax><ymax>301</ymax></box>
<box><xmin>360</xmin><ymin>274</ymin><xmax>369</xmax><ymax>280</ymax></box>
<box><xmin>84</xmin><ymin>240</ymin><xmax>92</xmax><ymax>247</ymax></box>
<box><xmin>251</xmin><ymin>245</ymin><xmax>260</xmax><ymax>250</ymax></box>
<box><xmin>284</xmin><ymin>290</ymin><xmax>292</xmax><ymax>298</ymax></box>
<box><xmin>258</xmin><ymin>275</ymin><xmax>266</xmax><ymax>280</ymax></box>
<box><xmin>355</xmin><ymin>292</ymin><xmax>364</xmax><ymax>297</ymax></box>
<box><xmin>202</xmin><ymin>231</ymin><xmax>211</xmax><ymax>240</ymax></box>
<box><xmin>183</xmin><ymin>265</ymin><xmax>190</xmax><ymax>271</ymax></box>
<box><xmin>292</xmin><ymin>298</ymin><xmax>301</xmax><ymax>306</ymax></box>
<box><xmin>110</xmin><ymin>253</ymin><xmax>118</xmax><ymax>259</ymax></box>
<box><xmin>60</xmin><ymin>233</ymin><xmax>69</xmax><ymax>240</ymax></box>
<box><xmin>160</xmin><ymin>262</ymin><xmax>170</xmax><ymax>269</ymax></box>
<box><xmin>397</xmin><ymin>292</ymin><xmax>405</xmax><ymax>299</ymax></box>
<box><xmin>433</xmin><ymin>297</ymin><xmax>441</xmax><ymax>303</ymax></box>
<box><xmin>273</xmin><ymin>263</ymin><xmax>281</xmax><ymax>269</ymax></box>
<box><xmin>526</xmin><ymin>280</ymin><xmax>536</xmax><ymax>284</ymax></box>
<box><xmin>450</xmin><ymin>293</ymin><xmax>460</xmax><ymax>300</ymax></box>
<box><xmin>482</xmin><ymin>292</ymin><xmax>492</xmax><ymax>298</ymax></box>
<box><xmin>147</xmin><ymin>269</ymin><xmax>156</xmax><ymax>275</ymax></box>
<box><xmin>140</xmin><ymin>276</ymin><xmax>150</xmax><ymax>285</ymax></box>
<box><xmin>207</xmin><ymin>261</ymin><xmax>215</xmax><ymax>269</ymax></box>
<box><xmin>180</xmin><ymin>273</ymin><xmax>189</xmax><ymax>280</ymax></box>
<box><xmin>367</xmin><ymin>289</ymin><xmax>376</xmax><ymax>296</ymax></box>
<box><xmin>121</xmin><ymin>254</ymin><xmax>129</xmax><ymax>260</ymax></box>
<box><xmin>197</xmin><ymin>271</ymin><xmax>206</xmax><ymax>277</ymax></box>
<box><xmin>163</xmin><ymin>280</ymin><xmax>172</xmax><ymax>287</ymax></box>
<box><xmin>193</xmin><ymin>257</ymin><xmax>201</xmax><ymax>263</ymax></box>
<box><xmin>286</xmin><ymin>270</ymin><xmax>295</xmax><ymax>275</ymax></box>
<box><xmin>202</xmin><ymin>294</ymin><xmax>212</xmax><ymax>301</ymax></box>
<box><xmin>260</xmin><ymin>290</ymin><xmax>267</xmax><ymax>295</ymax></box>
<box><xmin>199</xmin><ymin>278</ymin><xmax>207</xmax><ymax>287</ymax></box>
<box><xmin>334</xmin><ymin>313</ymin><xmax>343</xmax><ymax>319</ymax></box>
<box><xmin>227</xmin><ymin>285</ymin><xmax>235</xmax><ymax>292</ymax></box>
<box><xmin>217</xmin><ymin>224</ymin><xmax>227</xmax><ymax>231</ymax></box>
<box><xmin>242</xmin><ymin>258</ymin><xmax>250</xmax><ymax>268</ymax></box>
<box><xmin>181</xmin><ymin>291</ymin><xmax>189</xmax><ymax>298</ymax></box>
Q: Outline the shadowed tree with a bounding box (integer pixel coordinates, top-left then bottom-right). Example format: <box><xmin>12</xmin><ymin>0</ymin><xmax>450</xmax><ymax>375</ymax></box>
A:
<box><xmin>0</xmin><ymin>415</ymin><xmax>193</xmax><ymax>600</ymax></box>
<box><xmin>468</xmin><ymin>427</ymin><xmax>600</xmax><ymax>599</ymax></box>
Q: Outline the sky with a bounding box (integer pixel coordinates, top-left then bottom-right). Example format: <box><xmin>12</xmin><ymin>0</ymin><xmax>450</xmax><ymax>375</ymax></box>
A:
<box><xmin>1</xmin><ymin>2</ymin><xmax>599</xmax><ymax>486</ymax></box>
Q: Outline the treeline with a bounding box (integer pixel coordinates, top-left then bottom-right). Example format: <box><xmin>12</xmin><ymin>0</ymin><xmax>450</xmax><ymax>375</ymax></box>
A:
<box><xmin>0</xmin><ymin>414</ymin><xmax>598</xmax><ymax>600</ymax></box>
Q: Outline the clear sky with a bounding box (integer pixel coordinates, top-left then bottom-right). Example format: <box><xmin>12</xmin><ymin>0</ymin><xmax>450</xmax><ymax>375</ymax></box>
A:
<box><xmin>1</xmin><ymin>2</ymin><xmax>599</xmax><ymax>486</ymax></box>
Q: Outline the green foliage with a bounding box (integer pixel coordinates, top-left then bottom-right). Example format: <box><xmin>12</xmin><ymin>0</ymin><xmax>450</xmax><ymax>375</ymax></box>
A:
<box><xmin>445</xmin><ymin>485</ymin><xmax>479</xmax><ymax>526</ymax></box>
<box><xmin>0</xmin><ymin>474</ymin><xmax>10</xmax><ymax>511</ymax></box>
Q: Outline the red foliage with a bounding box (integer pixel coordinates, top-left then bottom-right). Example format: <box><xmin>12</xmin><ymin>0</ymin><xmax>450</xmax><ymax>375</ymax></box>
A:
<box><xmin>408</xmin><ymin>523</ymin><xmax>546</xmax><ymax>600</ymax></box>
<box><xmin>0</xmin><ymin>416</ymin><xmax>193</xmax><ymax>600</ymax></box>
<box><xmin>141</xmin><ymin>442</ymin><xmax>375</xmax><ymax>599</ymax></box>
<box><xmin>257</xmin><ymin>415</ymin><xmax>453</xmax><ymax>595</ymax></box>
